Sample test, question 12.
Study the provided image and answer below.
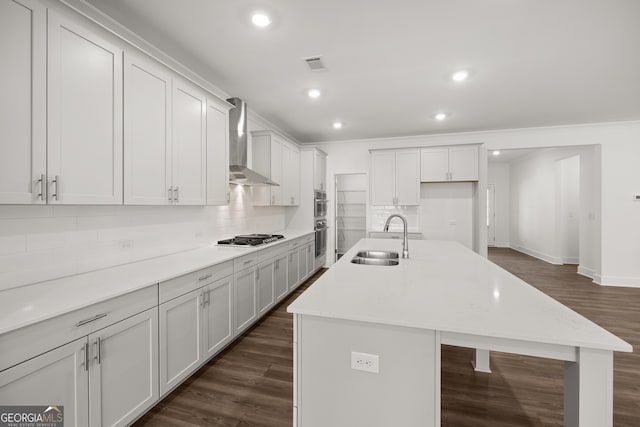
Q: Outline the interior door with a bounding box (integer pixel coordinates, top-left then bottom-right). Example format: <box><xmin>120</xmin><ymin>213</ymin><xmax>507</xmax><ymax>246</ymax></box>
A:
<box><xmin>487</xmin><ymin>184</ymin><xmax>496</xmax><ymax>246</ymax></box>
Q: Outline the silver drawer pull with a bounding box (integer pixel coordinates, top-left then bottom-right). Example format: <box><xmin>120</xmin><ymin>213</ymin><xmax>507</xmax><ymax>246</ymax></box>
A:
<box><xmin>95</xmin><ymin>337</ymin><xmax>102</xmax><ymax>364</ymax></box>
<box><xmin>243</xmin><ymin>259</ymin><xmax>254</xmax><ymax>265</ymax></box>
<box><xmin>84</xmin><ymin>342</ymin><xmax>89</xmax><ymax>371</ymax></box>
<box><xmin>76</xmin><ymin>313</ymin><xmax>107</xmax><ymax>327</ymax></box>
<box><xmin>37</xmin><ymin>174</ymin><xmax>46</xmax><ymax>200</ymax></box>
<box><xmin>198</xmin><ymin>273</ymin><xmax>213</xmax><ymax>282</ymax></box>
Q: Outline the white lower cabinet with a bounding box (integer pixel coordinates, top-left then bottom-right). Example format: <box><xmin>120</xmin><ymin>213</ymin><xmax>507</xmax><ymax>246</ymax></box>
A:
<box><xmin>234</xmin><ymin>265</ymin><xmax>258</xmax><ymax>335</ymax></box>
<box><xmin>89</xmin><ymin>309</ymin><xmax>159</xmax><ymax>427</ymax></box>
<box><xmin>159</xmin><ymin>289</ymin><xmax>203</xmax><ymax>395</ymax></box>
<box><xmin>258</xmin><ymin>259</ymin><xmax>275</xmax><ymax>316</ymax></box>
<box><xmin>0</xmin><ymin>337</ymin><xmax>88</xmax><ymax>426</ymax></box>
<box><xmin>288</xmin><ymin>250</ymin><xmax>300</xmax><ymax>291</ymax></box>
<box><xmin>159</xmin><ymin>274</ymin><xmax>233</xmax><ymax>395</ymax></box>
<box><xmin>0</xmin><ymin>307</ymin><xmax>158</xmax><ymax>427</ymax></box>
<box><xmin>274</xmin><ymin>254</ymin><xmax>289</xmax><ymax>301</ymax></box>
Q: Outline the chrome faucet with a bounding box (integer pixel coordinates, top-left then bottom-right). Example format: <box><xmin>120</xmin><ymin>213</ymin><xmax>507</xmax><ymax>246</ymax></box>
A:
<box><xmin>383</xmin><ymin>214</ymin><xmax>409</xmax><ymax>259</ymax></box>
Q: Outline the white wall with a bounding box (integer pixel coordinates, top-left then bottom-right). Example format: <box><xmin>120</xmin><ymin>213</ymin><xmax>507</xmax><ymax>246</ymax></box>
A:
<box><xmin>0</xmin><ymin>187</ymin><xmax>285</xmax><ymax>291</ymax></box>
<box><xmin>317</xmin><ymin>120</ymin><xmax>640</xmax><ymax>287</ymax></box>
<box><xmin>558</xmin><ymin>155</ymin><xmax>580</xmax><ymax>264</ymax></box>
<box><xmin>487</xmin><ymin>163</ymin><xmax>511</xmax><ymax>247</ymax></box>
<box><xmin>418</xmin><ymin>183</ymin><xmax>474</xmax><ymax>249</ymax></box>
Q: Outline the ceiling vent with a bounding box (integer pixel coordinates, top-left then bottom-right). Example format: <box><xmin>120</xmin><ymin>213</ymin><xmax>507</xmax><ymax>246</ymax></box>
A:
<box><xmin>303</xmin><ymin>56</ymin><xmax>327</xmax><ymax>71</ymax></box>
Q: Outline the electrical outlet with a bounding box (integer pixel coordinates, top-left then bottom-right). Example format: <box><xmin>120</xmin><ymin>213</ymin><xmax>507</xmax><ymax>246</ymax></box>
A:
<box><xmin>351</xmin><ymin>351</ymin><xmax>379</xmax><ymax>373</ymax></box>
<box><xmin>118</xmin><ymin>240</ymin><xmax>134</xmax><ymax>250</ymax></box>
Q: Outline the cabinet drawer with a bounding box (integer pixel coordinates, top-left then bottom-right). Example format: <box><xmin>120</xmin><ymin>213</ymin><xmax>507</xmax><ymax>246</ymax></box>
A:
<box><xmin>301</xmin><ymin>234</ymin><xmax>314</xmax><ymax>245</ymax></box>
<box><xmin>159</xmin><ymin>260</ymin><xmax>233</xmax><ymax>304</ymax></box>
<box><xmin>0</xmin><ymin>285</ymin><xmax>157</xmax><ymax>372</ymax></box>
<box><xmin>288</xmin><ymin>238</ymin><xmax>304</xmax><ymax>252</ymax></box>
<box><xmin>258</xmin><ymin>244</ymin><xmax>288</xmax><ymax>262</ymax></box>
<box><xmin>234</xmin><ymin>252</ymin><xmax>259</xmax><ymax>273</ymax></box>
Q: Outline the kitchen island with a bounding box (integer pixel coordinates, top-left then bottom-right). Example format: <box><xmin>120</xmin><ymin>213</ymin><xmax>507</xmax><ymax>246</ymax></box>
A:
<box><xmin>287</xmin><ymin>239</ymin><xmax>632</xmax><ymax>427</ymax></box>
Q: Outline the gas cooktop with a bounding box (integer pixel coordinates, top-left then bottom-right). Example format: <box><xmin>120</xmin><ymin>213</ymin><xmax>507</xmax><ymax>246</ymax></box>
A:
<box><xmin>217</xmin><ymin>234</ymin><xmax>285</xmax><ymax>247</ymax></box>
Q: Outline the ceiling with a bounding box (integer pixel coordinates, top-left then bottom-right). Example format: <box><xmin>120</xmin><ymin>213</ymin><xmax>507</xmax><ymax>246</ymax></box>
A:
<box><xmin>86</xmin><ymin>0</ymin><xmax>640</xmax><ymax>143</ymax></box>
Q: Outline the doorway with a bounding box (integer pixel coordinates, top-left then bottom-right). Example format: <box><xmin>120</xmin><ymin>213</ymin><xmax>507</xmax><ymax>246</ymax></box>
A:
<box><xmin>487</xmin><ymin>184</ymin><xmax>496</xmax><ymax>246</ymax></box>
<box><xmin>335</xmin><ymin>173</ymin><xmax>367</xmax><ymax>261</ymax></box>
<box><xmin>556</xmin><ymin>155</ymin><xmax>580</xmax><ymax>264</ymax></box>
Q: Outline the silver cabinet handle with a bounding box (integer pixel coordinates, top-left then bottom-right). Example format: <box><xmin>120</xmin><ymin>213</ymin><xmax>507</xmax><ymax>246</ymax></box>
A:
<box><xmin>51</xmin><ymin>175</ymin><xmax>59</xmax><ymax>201</ymax></box>
<box><xmin>206</xmin><ymin>290</ymin><xmax>211</xmax><ymax>306</ymax></box>
<box><xmin>275</xmin><ymin>260</ymin><xmax>279</xmax><ymax>268</ymax></box>
<box><xmin>226</xmin><ymin>192</ymin><xmax>230</xmax><ymax>203</ymax></box>
<box><xmin>84</xmin><ymin>342</ymin><xmax>89</xmax><ymax>371</ymax></box>
<box><xmin>76</xmin><ymin>313</ymin><xmax>107</xmax><ymax>327</ymax></box>
<box><xmin>256</xmin><ymin>268</ymin><xmax>260</xmax><ymax>280</ymax></box>
<box><xmin>271</xmin><ymin>194</ymin><xmax>275</xmax><ymax>204</ymax></box>
<box><xmin>37</xmin><ymin>174</ymin><xmax>46</xmax><ymax>200</ymax></box>
<box><xmin>198</xmin><ymin>273</ymin><xmax>213</xmax><ymax>282</ymax></box>
<box><xmin>168</xmin><ymin>187</ymin><xmax>173</xmax><ymax>202</ymax></box>
<box><xmin>95</xmin><ymin>337</ymin><xmax>101</xmax><ymax>364</ymax></box>
<box><xmin>243</xmin><ymin>259</ymin><xmax>254</xmax><ymax>265</ymax></box>
<box><xmin>174</xmin><ymin>186</ymin><xmax>179</xmax><ymax>203</ymax></box>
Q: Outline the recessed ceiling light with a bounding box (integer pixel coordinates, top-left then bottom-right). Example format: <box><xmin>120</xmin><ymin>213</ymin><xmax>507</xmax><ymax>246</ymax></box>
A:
<box><xmin>452</xmin><ymin>70</ymin><xmax>469</xmax><ymax>82</ymax></box>
<box><xmin>307</xmin><ymin>89</ymin><xmax>321</xmax><ymax>99</ymax></box>
<box><xmin>251</xmin><ymin>13</ymin><xmax>271</xmax><ymax>28</ymax></box>
<box><xmin>434</xmin><ymin>113</ymin><xmax>447</xmax><ymax>121</ymax></box>
<box><xmin>492</xmin><ymin>150</ymin><xmax>501</xmax><ymax>156</ymax></box>
<box><xmin>332</xmin><ymin>121</ymin><xmax>343</xmax><ymax>129</ymax></box>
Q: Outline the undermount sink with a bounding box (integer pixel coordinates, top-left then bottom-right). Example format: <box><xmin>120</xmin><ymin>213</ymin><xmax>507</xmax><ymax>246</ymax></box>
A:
<box><xmin>351</xmin><ymin>251</ymin><xmax>400</xmax><ymax>266</ymax></box>
<box><xmin>355</xmin><ymin>250</ymin><xmax>399</xmax><ymax>260</ymax></box>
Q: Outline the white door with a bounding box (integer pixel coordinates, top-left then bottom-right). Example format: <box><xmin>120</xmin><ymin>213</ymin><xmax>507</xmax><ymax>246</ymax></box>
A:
<box><xmin>270</xmin><ymin>138</ymin><xmax>283</xmax><ymax>204</ymax></box>
<box><xmin>257</xmin><ymin>260</ymin><xmax>275</xmax><ymax>315</ymax></box>
<box><xmin>206</xmin><ymin>99</ymin><xmax>230</xmax><ymax>205</ymax></box>
<box><xmin>172</xmin><ymin>78</ymin><xmax>206</xmax><ymax>205</ymax></box>
<box><xmin>370</xmin><ymin>151</ymin><xmax>395</xmax><ymax>205</ymax></box>
<box><xmin>201</xmin><ymin>276</ymin><xmax>233</xmax><ymax>359</ymax></box>
<box><xmin>420</xmin><ymin>148</ymin><xmax>449</xmax><ymax>182</ymax></box>
<box><xmin>274</xmin><ymin>254</ymin><xmax>288</xmax><ymax>301</ymax></box>
<box><xmin>487</xmin><ymin>184</ymin><xmax>496</xmax><ymax>246</ymax></box>
<box><xmin>395</xmin><ymin>150</ymin><xmax>420</xmax><ymax>205</ymax></box>
<box><xmin>0</xmin><ymin>0</ymin><xmax>46</xmax><ymax>204</ymax></box>
<box><xmin>89</xmin><ymin>308</ymin><xmax>159</xmax><ymax>427</ymax></box>
<box><xmin>124</xmin><ymin>52</ymin><xmax>172</xmax><ymax>205</ymax></box>
<box><xmin>159</xmin><ymin>290</ymin><xmax>202</xmax><ymax>395</ymax></box>
<box><xmin>47</xmin><ymin>11</ymin><xmax>123</xmax><ymax>204</ymax></box>
<box><xmin>449</xmin><ymin>146</ymin><xmax>479</xmax><ymax>181</ymax></box>
<box><xmin>0</xmin><ymin>337</ymin><xmax>89</xmax><ymax>426</ymax></box>
<box><xmin>287</xmin><ymin>250</ymin><xmax>300</xmax><ymax>291</ymax></box>
<box><xmin>234</xmin><ymin>267</ymin><xmax>257</xmax><ymax>334</ymax></box>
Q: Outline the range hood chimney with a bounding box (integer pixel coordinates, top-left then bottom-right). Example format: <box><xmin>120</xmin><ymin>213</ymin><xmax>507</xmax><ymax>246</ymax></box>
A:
<box><xmin>227</xmin><ymin>98</ymin><xmax>278</xmax><ymax>186</ymax></box>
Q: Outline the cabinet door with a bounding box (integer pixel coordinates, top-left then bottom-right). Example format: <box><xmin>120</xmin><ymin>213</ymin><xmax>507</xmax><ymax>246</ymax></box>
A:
<box><xmin>202</xmin><ymin>276</ymin><xmax>233</xmax><ymax>359</ymax></box>
<box><xmin>257</xmin><ymin>260</ymin><xmax>275</xmax><ymax>315</ymax></box>
<box><xmin>290</xmin><ymin>147</ymin><xmax>301</xmax><ymax>205</ymax></box>
<box><xmin>306</xmin><ymin>243</ymin><xmax>314</xmax><ymax>277</ymax></box>
<box><xmin>449</xmin><ymin>146</ymin><xmax>479</xmax><ymax>181</ymax></box>
<box><xmin>124</xmin><ymin>52</ymin><xmax>172</xmax><ymax>205</ymax></box>
<box><xmin>47</xmin><ymin>11</ymin><xmax>123</xmax><ymax>204</ymax></box>
<box><xmin>274</xmin><ymin>254</ymin><xmax>288</xmax><ymax>301</ymax></box>
<box><xmin>420</xmin><ymin>148</ymin><xmax>449</xmax><ymax>182</ymax></box>
<box><xmin>270</xmin><ymin>138</ymin><xmax>283</xmax><ymax>204</ymax></box>
<box><xmin>0</xmin><ymin>0</ymin><xmax>46</xmax><ymax>204</ymax></box>
<box><xmin>287</xmin><ymin>250</ymin><xmax>300</xmax><ymax>291</ymax></box>
<box><xmin>0</xmin><ymin>337</ymin><xmax>89</xmax><ymax>426</ymax></box>
<box><xmin>395</xmin><ymin>150</ymin><xmax>420</xmax><ymax>205</ymax></box>
<box><xmin>159</xmin><ymin>290</ymin><xmax>202</xmax><ymax>395</ymax></box>
<box><xmin>370</xmin><ymin>151</ymin><xmax>395</xmax><ymax>205</ymax></box>
<box><xmin>234</xmin><ymin>267</ymin><xmax>257</xmax><ymax>334</ymax></box>
<box><xmin>89</xmin><ymin>308</ymin><xmax>159</xmax><ymax>427</ymax></box>
<box><xmin>172</xmin><ymin>78</ymin><xmax>206</xmax><ymax>205</ymax></box>
<box><xmin>298</xmin><ymin>246</ymin><xmax>308</xmax><ymax>282</ymax></box>
<box><xmin>313</xmin><ymin>151</ymin><xmax>326</xmax><ymax>191</ymax></box>
<box><xmin>206</xmin><ymin>99</ymin><xmax>230</xmax><ymax>205</ymax></box>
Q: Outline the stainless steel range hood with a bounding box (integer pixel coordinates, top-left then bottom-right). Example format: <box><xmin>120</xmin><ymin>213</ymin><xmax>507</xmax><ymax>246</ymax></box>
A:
<box><xmin>227</xmin><ymin>98</ymin><xmax>278</xmax><ymax>186</ymax></box>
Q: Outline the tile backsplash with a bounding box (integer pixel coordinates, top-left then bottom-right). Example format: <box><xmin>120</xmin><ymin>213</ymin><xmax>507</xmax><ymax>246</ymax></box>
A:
<box><xmin>0</xmin><ymin>185</ymin><xmax>284</xmax><ymax>291</ymax></box>
<box><xmin>370</xmin><ymin>206</ymin><xmax>419</xmax><ymax>232</ymax></box>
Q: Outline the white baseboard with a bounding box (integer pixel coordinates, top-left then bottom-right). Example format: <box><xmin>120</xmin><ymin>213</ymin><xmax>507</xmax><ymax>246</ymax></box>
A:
<box><xmin>577</xmin><ymin>265</ymin><xmax>595</xmax><ymax>279</ymax></box>
<box><xmin>598</xmin><ymin>275</ymin><xmax>640</xmax><ymax>288</ymax></box>
<box><xmin>510</xmin><ymin>245</ymin><xmax>563</xmax><ymax>265</ymax></box>
<box><xmin>493</xmin><ymin>241</ymin><xmax>510</xmax><ymax>248</ymax></box>
<box><xmin>562</xmin><ymin>256</ymin><xmax>579</xmax><ymax>265</ymax></box>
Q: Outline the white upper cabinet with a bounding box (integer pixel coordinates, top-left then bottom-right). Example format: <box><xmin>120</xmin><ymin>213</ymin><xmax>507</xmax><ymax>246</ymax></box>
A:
<box><xmin>313</xmin><ymin>150</ymin><xmax>327</xmax><ymax>191</ymax></box>
<box><xmin>420</xmin><ymin>145</ymin><xmax>479</xmax><ymax>182</ymax></box>
<box><xmin>124</xmin><ymin>52</ymin><xmax>172</xmax><ymax>205</ymax></box>
<box><xmin>171</xmin><ymin>78</ymin><xmax>207</xmax><ymax>205</ymax></box>
<box><xmin>47</xmin><ymin>11</ymin><xmax>123</xmax><ymax>204</ymax></box>
<box><xmin>252</xmin><ymin>130</ymin><xmax>301</xmax><ymax>206</ymax></box>
<box><xmin>206</xmin><ymin>98</ymin><xmax>231</xmax><ymax>205</ymax></box>
<box><xmin>370</xmin><ymin>149</ymin><xmax>420</xmax><ymax>206</ymax></box>
<box><xmin>0</xmin><ymin>0</ymin><xmax>46</xmax><ymax>204</ymax></box>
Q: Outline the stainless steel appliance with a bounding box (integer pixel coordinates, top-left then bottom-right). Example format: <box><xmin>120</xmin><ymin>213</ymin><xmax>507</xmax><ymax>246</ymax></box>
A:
<box><xmin>315</xmin><ymin>219</ymin><xmax>327</xmax><ymax>257</ymax></box>
<box><xmin>314</xmin><ymin>190</ymin><xmax>328</xmax><ymax>219</ymax></box>
<box><xmin>217</xmin><ymin>234</ymin><xmax>285</xmax><ymax>247</ymax></box>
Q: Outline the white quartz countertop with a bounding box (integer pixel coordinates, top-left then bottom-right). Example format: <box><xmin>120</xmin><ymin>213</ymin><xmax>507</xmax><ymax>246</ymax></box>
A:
<box><xmin>288</xmin><ymin>239</ymin><xmax>632</xmax><ymax>353</ymax></box>
<box><xmin>0</xmin><ymin>229</ymin><xmax>314</xmax><ymax>335</ymax></box>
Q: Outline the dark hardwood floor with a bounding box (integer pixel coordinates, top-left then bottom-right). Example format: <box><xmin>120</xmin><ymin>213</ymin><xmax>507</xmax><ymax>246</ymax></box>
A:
<box><xmin>135</xmin><ymin>250</ymin><xmax>640</xmax><ymax>426</ymax></box>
